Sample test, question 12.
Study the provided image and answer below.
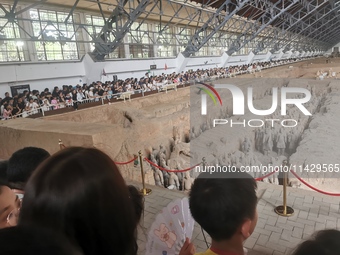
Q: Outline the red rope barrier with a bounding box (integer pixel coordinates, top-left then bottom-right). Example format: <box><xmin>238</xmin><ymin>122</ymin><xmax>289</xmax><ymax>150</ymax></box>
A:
<box><xmin>255</xmin><ymin>171</ymin><xmax>276</xmax><ymax>181</ymax></box>
<box><xmin>290</xmin><ymin>170</ymin><xmax>340</xmax><ymax>196</ymax></box>
<box><xmin>255</xmin><ymin>167</ymin><xmax>279</xmax><ymax>181</ymax></box>
<box><xmin>114</xmin><ymin>157</ymin><xmax>138</xmax><ymax>165</ymax></box>
<box><xmin>144</xmin><ymin>157</ymin><xmax>200</xmax><ymax>172</ymax></box>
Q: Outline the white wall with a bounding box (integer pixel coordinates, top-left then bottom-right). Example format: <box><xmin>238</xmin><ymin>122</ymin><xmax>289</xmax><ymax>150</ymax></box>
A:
<box><xmin>0</xmin><ymin>61</ymin><xmax>85</xmax><ymax>97</ymax></box>
<box><xmin>253</xmin><ymin>52</ymin><xmax>271</xmax><ymax>62</ymax></box>
<box><xmin>101</xmin><ymin>57</ymin><xmax>177</xmax><ymax>80</ymax></box>
<box><xmin>0</xmin><ymin>56</ymin><xmax>180</xmax><ymax>97</ymax></box>
<box><xmin>226</xmin><ymin>54</ymin><xmax>249</xmax><ymax>66</ymax></box>
<box><xmin>326</xmin><ymin>42</ymin><xmax>340</xmax><ymax>54</ymax></box>
<box><xmin>281</xmin><ymin>51</ymin><xmax>293</xmax><ymax>59</ymax></box>
<box><xmin>185</xmin><ymin>56</ymin><xmax>221</xmax><ymax>71</ymax></box>
<box><xmin>0</xmin><ymin>51</ymin><xmax>319</xmax><ymax>97</ymax></box>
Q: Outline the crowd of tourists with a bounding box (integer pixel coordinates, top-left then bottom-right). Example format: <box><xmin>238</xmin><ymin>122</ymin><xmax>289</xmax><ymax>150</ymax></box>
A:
<box><xmin>0</xmin><ymin>57</ymin><xmax>310</xmax><ymax>120</ymax></box>
<box><xmin>0</xmin><ymin>146</ymin><xmax>338</xmax><ymax>255</ymax></box>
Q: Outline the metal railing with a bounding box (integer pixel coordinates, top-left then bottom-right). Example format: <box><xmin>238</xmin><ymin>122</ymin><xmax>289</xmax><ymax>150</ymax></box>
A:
<box><xmin>0</xmin><ymin>57</ymin><xmax>317</xmax><ymax>121</ymax></box>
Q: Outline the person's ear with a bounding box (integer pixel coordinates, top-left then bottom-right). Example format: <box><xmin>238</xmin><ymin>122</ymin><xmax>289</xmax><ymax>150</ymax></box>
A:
<box><xmin>240</xmin><ymin>219</ymin><xmax>252</xmax><ymax>239</ymax></box>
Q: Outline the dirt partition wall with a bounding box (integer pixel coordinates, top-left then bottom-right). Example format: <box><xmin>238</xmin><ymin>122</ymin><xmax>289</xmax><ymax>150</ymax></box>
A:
<box><xmin>0</xmin><ymin>88</ymin><xmax>191</xmax><ymax>184</ymax></box>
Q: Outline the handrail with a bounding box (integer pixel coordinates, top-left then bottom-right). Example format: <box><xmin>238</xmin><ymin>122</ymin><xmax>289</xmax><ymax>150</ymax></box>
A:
<box><xmin>1</xmin><ymin>56</ymin><xmax>317</xmax><ymax>121</ymax></box>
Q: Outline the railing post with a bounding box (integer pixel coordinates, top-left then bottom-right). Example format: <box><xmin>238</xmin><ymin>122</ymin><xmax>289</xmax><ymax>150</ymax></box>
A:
<box><xmin>139</xmin><ymin>150</ymin><xmax>152</xmax><ymax>196</ymax></box>
<box><xmin>275</xmin><ymin>160</ymin><xmax>294</xmax><ymax>217</ymax></box>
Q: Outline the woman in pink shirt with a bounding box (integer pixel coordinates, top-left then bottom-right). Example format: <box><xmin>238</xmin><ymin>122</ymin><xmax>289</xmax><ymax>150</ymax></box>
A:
<box><xmin>3</xmin><ymin>105</ymin><xmax>12</xmax><ymax>120</ymax></box>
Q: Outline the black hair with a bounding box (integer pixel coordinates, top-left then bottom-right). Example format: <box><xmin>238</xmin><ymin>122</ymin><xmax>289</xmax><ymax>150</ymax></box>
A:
<box><xmin>0</xmin><ymin>160</ymin><xmax>8</xmax><ymax>182</ymax></box>
<box><xmin>189</xmin><ymin>170</ymin><xmax>257</xmax><ymax>241</ymax></box>
<box><xmin>292</xmin><ymin>229</ymin><xmax>340</xmax><ymax>255</ymax></box>
<box><xmin>128</xmin><ymin>185</ymin><xmax>144</xmax><ymax>254</ymax></box>
<box><xmin>20</xmin><ymin>147</ymin><xmax>138</xmax><ymax>255</ymax></box>
<box><xmin>0</xmin><ymin>224</ymin><xmax>82</xmax><ymax>255</ymax></box>
<box><xmin>128</xmin><ymin>185</ymin><xmax>144</xmax><ymax>224</ymax></box>
<box><xmin>7</xmin><ymin>147</ymin><xmax>50</xmax><ymax>189</ymax></box>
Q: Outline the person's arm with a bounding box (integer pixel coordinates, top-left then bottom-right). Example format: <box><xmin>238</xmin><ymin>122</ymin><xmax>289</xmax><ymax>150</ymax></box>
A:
<box><xmin>179</xmin><ymin>238</ymin><xmax>196</xmax><ymax>255</ymax></box>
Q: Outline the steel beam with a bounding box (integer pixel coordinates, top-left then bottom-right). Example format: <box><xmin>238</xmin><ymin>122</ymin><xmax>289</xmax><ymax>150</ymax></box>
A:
<box><xmin>15</xmin><ymin>0</ymin><xmax>47</xmax><ymax>16</ymax></box>
<box><xmin>91</xmin><ymin>0</ymin><xmax>154</xmax><ymax>61</ymax></box>
<box><xmin>182</xmin><ymin>0</ymin><xmax>250</xmax><ymax>57</ymax></box>
<box><xmin>306</xmin><ymin>18</ymin><xmax>340</xmax><ymax>42</ymax></box>
<box><xmin>253</xmin><ymin>0</ymin><xmax>328</xmax><ymax>54</ymax></box>
<box><xmin>64</xmin><ymin>0</ymin><xmax>80</xmax><ymax>24</ymax></box>
<box><xmin>324</xmin><ymin>31</ymin><xmax>340</xmax><ymax>44</ymax></box>
<box><xmin>277</xmin><ymin>4</ymin><xmax>340</xmax><ymax>52</ymax></box>
<box><xmin>226</xmin><ymin>0</ymin><xmax>299</xmax><ymax>55</ymax></box>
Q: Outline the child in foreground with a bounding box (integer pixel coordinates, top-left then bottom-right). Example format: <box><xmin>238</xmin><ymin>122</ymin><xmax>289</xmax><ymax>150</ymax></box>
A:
<box><xmin>182</xmin><ymin>171</ymin><xmax>258</xmax><ymax>255</ymax></box>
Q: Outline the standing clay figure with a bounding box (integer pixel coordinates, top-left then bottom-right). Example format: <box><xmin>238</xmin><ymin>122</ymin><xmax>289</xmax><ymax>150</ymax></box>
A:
<box><xmin>150</xmin><ymin>153</ymin><xmax>164</xmax><ymax>187</ymax></box>
<box><xmin>276</xmin><ymin>129</ymin><xmax>286</xmax><ymax>156</ymax></box>
<box><xmin>151</xmin><ymin>153</ymin><xmax>158</xmax><ymax>165</ymax></box>
<box><xmin>250</xmin><ymin>154</ymin><xmax>261</xmax><ymax>178</ymax></box>
<box><xmin>270</xmin><ymin>157</ymin><xmax>280</xmax><ymax>185</ymax></box>
<box><xmin>316</xmin><ymin>70</ymin><xmax>320</xmax><ymax>78</ymax></box>
<box><xmin>230</xmin><ymin>151</ymin><xmax>239</xmax><ymax>166</ymax></box>
<box><xmin>168</xmin><ymin>172</ymin><xmax>180</xmax><ymax>190</ymax></box>
<box><xmin>255</xmin><ymin>127</ymin><xmax>265</xmax><ymax>152</ymax></box>
<box><xmin>173</xmin><ymin>126</ymin><xmax>181</xmax><ymax>145</ymax></box>
<box><xmin>224</xmin><ymin>152</ymin><xmax>232</xmax><ymax>166</ymax></box>
<box><xmin>152</xmin><ymin>148</ymin><xmax>159</xmax><ymax>163</ymax></box>
<box><xmin>184</xmin><ymin>171</ymin><xmax>194</xmax><ymax>191</ymax></box>
<box><xmin>244</xmin><ymin>151</ymin><xmax>252</xmax><ymax>166</ymax></box>
<box><xmin>241</xmin><ymin>137</ymin><xmax>251</xmax><ymax>154</ymax></box>
<box><xmin>158</xmin><ymin>145</ymin><xmax>167</xmax><ymax>161</ymax></box>
<box><xmin>153</xmin><ymin>169</ymin><xmax>162</xmax><ymax>186</ymax></box>
<box><xmin>328</xmin><ymin>68</ymin><xmax>333</xmax><ymax>78</ymax></box>
<box><xmin>153</xmin><ymin>168</ymin><xmax>164</xmax><ymax>187</ymax></box>
<box><xmin>262</xmin><ymin>128</ymin><xmax>273</xmax><ymax>155</ymax></box>
<box><xmin>311</xmin><ymin>85</ymin><xmax>315</xmax><ymax>96</ymax></box>
<box><xmin>176</xmin><ymin>172</ymin><xmax>184</xmax><ymax>190</ymax></box>
<box><xmin>160</xmin><ymin>158</ymin><xmax>170</xmax><ymax>187</ymax></box>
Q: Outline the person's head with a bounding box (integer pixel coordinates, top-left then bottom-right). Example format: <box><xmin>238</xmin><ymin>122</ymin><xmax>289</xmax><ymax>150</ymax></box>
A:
<box><xmin>20</xmin><ymin>147</ymin><xmax>138</xmax><ymax>255</ymax></box>
<box><xmin>0</xmin><ymin>184</ymin><xmax>21</xmax><ymax>229</ymax></box>
<box><xmin>128</xmin><ymin>185</ymin><xmax>144</xmax><ymax>224</ymax></box>
<box><xmin>189</xmin><ymin>171</ymin><xmax>258</xmax><ymax>243</ymax></box>
<box><xmin>0</xmin><ymin>161</ymin><xmax>8</xmax><ymax>182</ymax></box>
<box><xmin>292</xmin><ymin>229</ymin><xmax>340</xmax><ymax>255</ymax></box>
<box><xmin>127</xmin><ymin>185</ymin><xmax>144</xmax><ymax>254</ymax></box>
<box><xmin>0</xmin><ymin>224</ymin><xmax>82</xmax><ymax>255</ymax></box>
<box><xmin>7</xmin><ymin>147</ymin><xmax>50</xmax><ymax>190</ymax></box>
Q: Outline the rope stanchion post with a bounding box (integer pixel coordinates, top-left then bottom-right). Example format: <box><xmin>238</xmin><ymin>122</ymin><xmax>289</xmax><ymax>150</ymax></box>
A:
<box><xmin>139</xmin><ymin>150</ymin><xmax>152</xmax><ymax>196</ymax></box>
<box><xmin>275</xmin><ymin>160</ymin><xmax>294</xmax><ymax>217</ymax></box>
